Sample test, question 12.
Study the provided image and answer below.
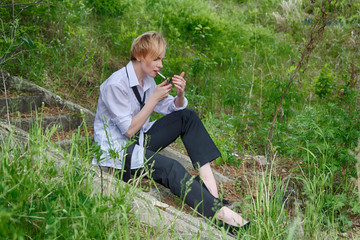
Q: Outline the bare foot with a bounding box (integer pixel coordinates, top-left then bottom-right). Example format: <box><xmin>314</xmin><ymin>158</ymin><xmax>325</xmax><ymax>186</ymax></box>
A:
<box><xmin>217</xmin><ymin>206</ymin><xmax>249</xmax><ymax>227</ymax></box>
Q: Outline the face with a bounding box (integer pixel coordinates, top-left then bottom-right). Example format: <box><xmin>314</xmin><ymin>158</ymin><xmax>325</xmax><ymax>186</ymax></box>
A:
<box><xmin>138</xmin><ymin>50</ymin><xmax>165</xmax><ymax>78</ymax></box>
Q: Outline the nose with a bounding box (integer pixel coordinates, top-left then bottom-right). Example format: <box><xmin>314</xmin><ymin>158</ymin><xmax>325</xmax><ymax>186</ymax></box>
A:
<box><xmin>158</xmin><ymin>60</ymin><xmax>163</xmax><ymax>69</ymax></box>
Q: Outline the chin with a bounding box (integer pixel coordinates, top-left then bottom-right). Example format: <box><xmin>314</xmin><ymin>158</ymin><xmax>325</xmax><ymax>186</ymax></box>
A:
<box><xmin>149</xmin><ymin>72</ymin><xmax>157</xmax><ymax>78</ymax></box>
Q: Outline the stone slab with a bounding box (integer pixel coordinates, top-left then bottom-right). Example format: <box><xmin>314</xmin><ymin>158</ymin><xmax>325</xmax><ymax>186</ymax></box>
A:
<box><xmin>10</xmin><ymin>114</ymin><xmax>82</xmax><ymax>131</ymax></box>
<box><xmin>0</xmin><ymin>95</ymin><xmax>42</xmax><ymax>115</ymax></box>
<box><xmin>3</xmin><ymin>71</ymin><xmax>95</xmax><ymax>127</ymax></box>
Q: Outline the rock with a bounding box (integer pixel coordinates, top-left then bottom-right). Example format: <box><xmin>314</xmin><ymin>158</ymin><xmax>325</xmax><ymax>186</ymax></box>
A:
<box><xmin>253</xmin><ymin>155</ymin><xmax>268</xmax><ymax>166</ymax></box>
<box><xmin>0</xmin><ymin>120</ymin><xmax>29</xmax><ymax>148</ymax></box>
<box><xmin>338</xmin><ymin>232</ymin><xmax>348</xmax><ymax>238</ymax></box>
<box><xmin>5</xmin><ymin>73</ymin><xmax>95</xmax><ymax>127</ymax></box>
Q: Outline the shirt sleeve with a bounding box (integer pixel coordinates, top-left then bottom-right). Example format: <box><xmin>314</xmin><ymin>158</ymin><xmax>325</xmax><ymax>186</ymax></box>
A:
<box><xmin>154</xmin><ymin>95</ymin><xmax>188</xmax><ymax>115</ymax></box>
<box><xmin>101</xmin><ymin>84</ymin><xmax>132</xmax><ymax>135</ymax></box>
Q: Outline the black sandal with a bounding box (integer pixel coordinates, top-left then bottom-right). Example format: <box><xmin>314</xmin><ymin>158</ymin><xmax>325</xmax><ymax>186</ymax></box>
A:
<box><xmin>217</xmin><ymin>221</ymin><xmax>251</xmax><ymax>236</ymax></box>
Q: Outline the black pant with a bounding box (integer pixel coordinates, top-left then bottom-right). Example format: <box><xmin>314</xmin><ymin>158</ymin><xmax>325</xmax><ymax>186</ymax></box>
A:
<box><xmin>130</xmin><ymin>108</ymin><xmax>223</xmax><ymax>218</ymax></box>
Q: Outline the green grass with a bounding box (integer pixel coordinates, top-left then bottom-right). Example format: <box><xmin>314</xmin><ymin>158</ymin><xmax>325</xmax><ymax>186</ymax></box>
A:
<box><xmin>0</xmin><ymin>123</ymin><xmax>147</xmax><ymax>239</ymax></box>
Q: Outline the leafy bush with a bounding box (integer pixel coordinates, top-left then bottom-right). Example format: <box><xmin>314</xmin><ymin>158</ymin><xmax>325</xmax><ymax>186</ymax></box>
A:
<box><xmin>315</xmin><ymin>64</ymin><xmax>338</xmax><ymax>99</ymax></box>
<box><xmin>86</xmin><ymin>0</ymin><xmax>129</xmax><ymax>16</ymax></box>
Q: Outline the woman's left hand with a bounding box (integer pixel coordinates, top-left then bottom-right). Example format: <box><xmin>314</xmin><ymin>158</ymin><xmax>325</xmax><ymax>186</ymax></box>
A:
<box><xmin>171</xmin><ymin>72</ymin><xmax>186</xmax><ymax>97</ymax></box>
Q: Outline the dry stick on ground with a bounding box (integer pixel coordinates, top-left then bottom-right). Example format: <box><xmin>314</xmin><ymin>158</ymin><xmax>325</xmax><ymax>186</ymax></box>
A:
<box><xmin>266</xmin><ymin>0</ymin><xmax>337</xmax><ymax>161</ymax></box>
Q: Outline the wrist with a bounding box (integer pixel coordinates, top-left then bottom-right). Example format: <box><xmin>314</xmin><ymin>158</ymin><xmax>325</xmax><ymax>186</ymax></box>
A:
<box><xmin>148</xmin><ymin>95</ymin><xmax>159</xmax><ymax>105</ymax></box>
<box><xmin>177</xmin><ymin>92</ymin><xmax>185</xmax><ymax>98</ymax></box>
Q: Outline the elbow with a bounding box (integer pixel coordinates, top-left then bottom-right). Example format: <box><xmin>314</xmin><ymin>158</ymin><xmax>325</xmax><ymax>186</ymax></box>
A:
<box><xmin>125</xmin><ymin>131</ymin><xmax>133</xmax><ymax>138</ymax></box>
<box><xmin>125</xmin><ymin>127</ymin><xmax>136</xmax><ymax>138</ymax></box>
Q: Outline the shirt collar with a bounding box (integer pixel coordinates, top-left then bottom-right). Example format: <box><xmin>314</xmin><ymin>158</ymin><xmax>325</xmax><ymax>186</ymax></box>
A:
<box><xmin>126</xmin><ymin>61</ymin><xmax>152</xmax><ymax>92</ymax></box>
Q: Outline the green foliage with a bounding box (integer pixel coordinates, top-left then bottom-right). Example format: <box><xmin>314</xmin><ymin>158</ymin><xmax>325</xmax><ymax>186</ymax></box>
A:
<box><xmin>86</xmin><ymin>0</ymin><xmax>129</xmax><ymax>16</ymax></box>
<box><xmin>202</xmin><ymin>112</ymin><xmax>240</xmax><ymax>166</ymax></box>
<box><xmin>296</xmin><ymin>145</ymin><xmax>357</xmax><ymax>236</ymax></box>
<box><xmin>315</xmin><ymin>64</ymin><xmax>338</xmax><ymax>99</ymax></box>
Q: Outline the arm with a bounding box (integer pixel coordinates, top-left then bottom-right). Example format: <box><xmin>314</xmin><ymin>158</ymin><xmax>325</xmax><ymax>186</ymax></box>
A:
<box><xmin>125</xmin><ymin>80</ymin><xmax>172</xmax><ymax>137</ymax></box>
<box><xmin>174</xmin><ymin>93</ymin><xmax>185</xmax><ymax>108</ymax></box>
<box><xmin>172</xmin><ymin>72</ymin><xmax>186</xmax><ymax>108</ymax></box>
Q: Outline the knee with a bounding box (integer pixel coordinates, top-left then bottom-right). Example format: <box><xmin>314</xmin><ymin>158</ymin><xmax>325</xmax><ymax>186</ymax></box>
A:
<box><xmin>168</xmin><ymin>160</ymin><xmax>188</xmax><ymax>178</ymax></box>
<box><xmin>167</xmin><ymin>160</ymin><xmax>192</xmax><ymax>190</ymax></box>
<box><xmin>180</xmin><ymin>108</ymin><xmax>199</xmax><ymax>121</ymax></box>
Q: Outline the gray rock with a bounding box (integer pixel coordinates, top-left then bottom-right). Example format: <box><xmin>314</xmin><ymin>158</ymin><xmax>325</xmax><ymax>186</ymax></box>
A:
<box><xmin>4</xmin><ymin>72</ymin><xmax>95</xmax><ymax>127</ymax></box>
<box><xmin>253</xmin><ymin>155</ymin><xmax>268</xmax><ymax>166</ymax></box>
<box><xmin>0</xmin><ymin>95</ymin><xmax>42</xmax><ymax>114</ymax></box>
<box><xmin>10</xmin><ymin>114</ymin><xmax>81</xmax><ymax>131</ymax></box>
<box><xmin>0</xmin><ymin>120</ymin><xmax>29</xmax><ymax>148</ymax></box>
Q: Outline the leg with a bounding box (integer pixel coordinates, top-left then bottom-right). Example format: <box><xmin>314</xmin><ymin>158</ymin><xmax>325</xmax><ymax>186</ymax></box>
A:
<box><xmin>144</xmin><ymin>149</ymin><xmax>222</xmax><ymax>218</ymax></box>
<box><xmin>199</xmin><ymin>162</ymin><xmax>219</xmax><ymax>198</ymax></box>
<box><xmin>144</xmin><ymin>149</ymin><xmax>249</xmax><ymax>227</ymax></box>
<box><xmin>146</xmin><ymin>109</ymin><xmax>221</xmax><ymax>198</ymax></box>
<box><xmin>145</xmin><ymin>109</ymin><xmax>221</xmax><ymax>168</ymax></box>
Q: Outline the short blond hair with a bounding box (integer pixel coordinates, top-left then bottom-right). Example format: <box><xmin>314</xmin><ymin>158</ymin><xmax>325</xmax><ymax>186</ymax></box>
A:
<box><xmin>131</xmin><ymin>31</ymin><xmax>166</xmax><ymax>61</ymax></box>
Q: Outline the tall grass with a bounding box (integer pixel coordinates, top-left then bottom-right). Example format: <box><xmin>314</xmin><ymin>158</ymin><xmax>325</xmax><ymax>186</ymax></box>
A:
<box><xmin>0</xmin><ymin>120</ymin><xmax>164</xmax><ymax>239</ymax></box>
<box><xmin>230</xmin><ymin>152</ymin><xmax>358</xmax><ymax>239</ymax></box>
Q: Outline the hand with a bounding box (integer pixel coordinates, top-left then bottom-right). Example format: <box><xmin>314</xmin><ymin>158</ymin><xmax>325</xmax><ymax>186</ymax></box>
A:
<box><xmin>171</xmin><ymin>72</ymin><xmax>186</xmax><ymax>97</ymax></box>
<box><xmin>151</xmin><ymin>80</ymin><xmax>172</xmax><ymax>103</ymax></box>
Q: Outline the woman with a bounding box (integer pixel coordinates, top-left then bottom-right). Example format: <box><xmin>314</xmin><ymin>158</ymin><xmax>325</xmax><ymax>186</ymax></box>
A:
<box><xmin>93</xmin><ymin>31</ymin><xmax>250</xmax><ymax>234</ymax></box>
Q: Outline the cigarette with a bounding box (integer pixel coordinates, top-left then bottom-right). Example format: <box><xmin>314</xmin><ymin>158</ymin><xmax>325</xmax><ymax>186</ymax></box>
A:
<box><xmin>158</xmin><ymin>72</ymin><xmax>166</xmax><ymax>79</ymax></box>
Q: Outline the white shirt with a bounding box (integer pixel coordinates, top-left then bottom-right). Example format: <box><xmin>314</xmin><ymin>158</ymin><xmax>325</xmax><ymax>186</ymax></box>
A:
<box><xmin>92</xmin><ymin>61</ymin><xmax>188</xmax><ymax>169</ymax></box>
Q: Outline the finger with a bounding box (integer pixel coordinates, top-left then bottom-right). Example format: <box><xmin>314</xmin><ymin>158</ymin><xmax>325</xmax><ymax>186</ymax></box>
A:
<box><xmin>171</xmin><ymin>78</ymin><xmax>185</xmax><ymax>86</ymax></box>
<box><xmin>180</xmin><ymin>72</ymin><xmax>185</xmax><ymax>78</ymax></box>
<box><xmin>159</xmin><ymin>80</ymin><xmax>168</xmax><ymax>86</ymax></box>
<box><xmin>173</xmin><ymin>83</ymin><xmax>184</xmax><ymax>92</ymax></box>
<box><xmin>173</xmin><ymin>79</ymin><xmax>185</xmax><ymax>88</ymax></box>
<box><xmin>172</xmin><ymin>78</ymin><xmax>184</xmax><ymax>87</ymax></box>
<box><xmin>165</xmin><ymin>83</ymin><xmax>173</xmax><ymax>89</ymax></box>
<box><xmin>172</xmin><ymin>76</ymin><xmax>186</xmax><ymax>83</ymax></box>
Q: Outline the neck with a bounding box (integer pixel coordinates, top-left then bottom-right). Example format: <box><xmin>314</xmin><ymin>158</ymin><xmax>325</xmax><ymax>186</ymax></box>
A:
<box><xmin>132</xmin><ymin>60</ymin><xmax>144</xmax><ymax>87</ymax></box>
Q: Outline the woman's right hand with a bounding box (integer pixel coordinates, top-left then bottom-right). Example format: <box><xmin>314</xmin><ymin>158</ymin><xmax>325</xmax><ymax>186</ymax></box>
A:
<box><xmin>151</xmin><ymin>80</ymin><xmax>172</xmax><ymax>102</ymax></box>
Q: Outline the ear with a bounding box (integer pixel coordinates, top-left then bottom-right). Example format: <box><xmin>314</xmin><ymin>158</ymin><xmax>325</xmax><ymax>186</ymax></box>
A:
<box><xmin>134</xmin><ymin>54</ymin><xmax>143</xmax><ymax>62</ymax></box>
